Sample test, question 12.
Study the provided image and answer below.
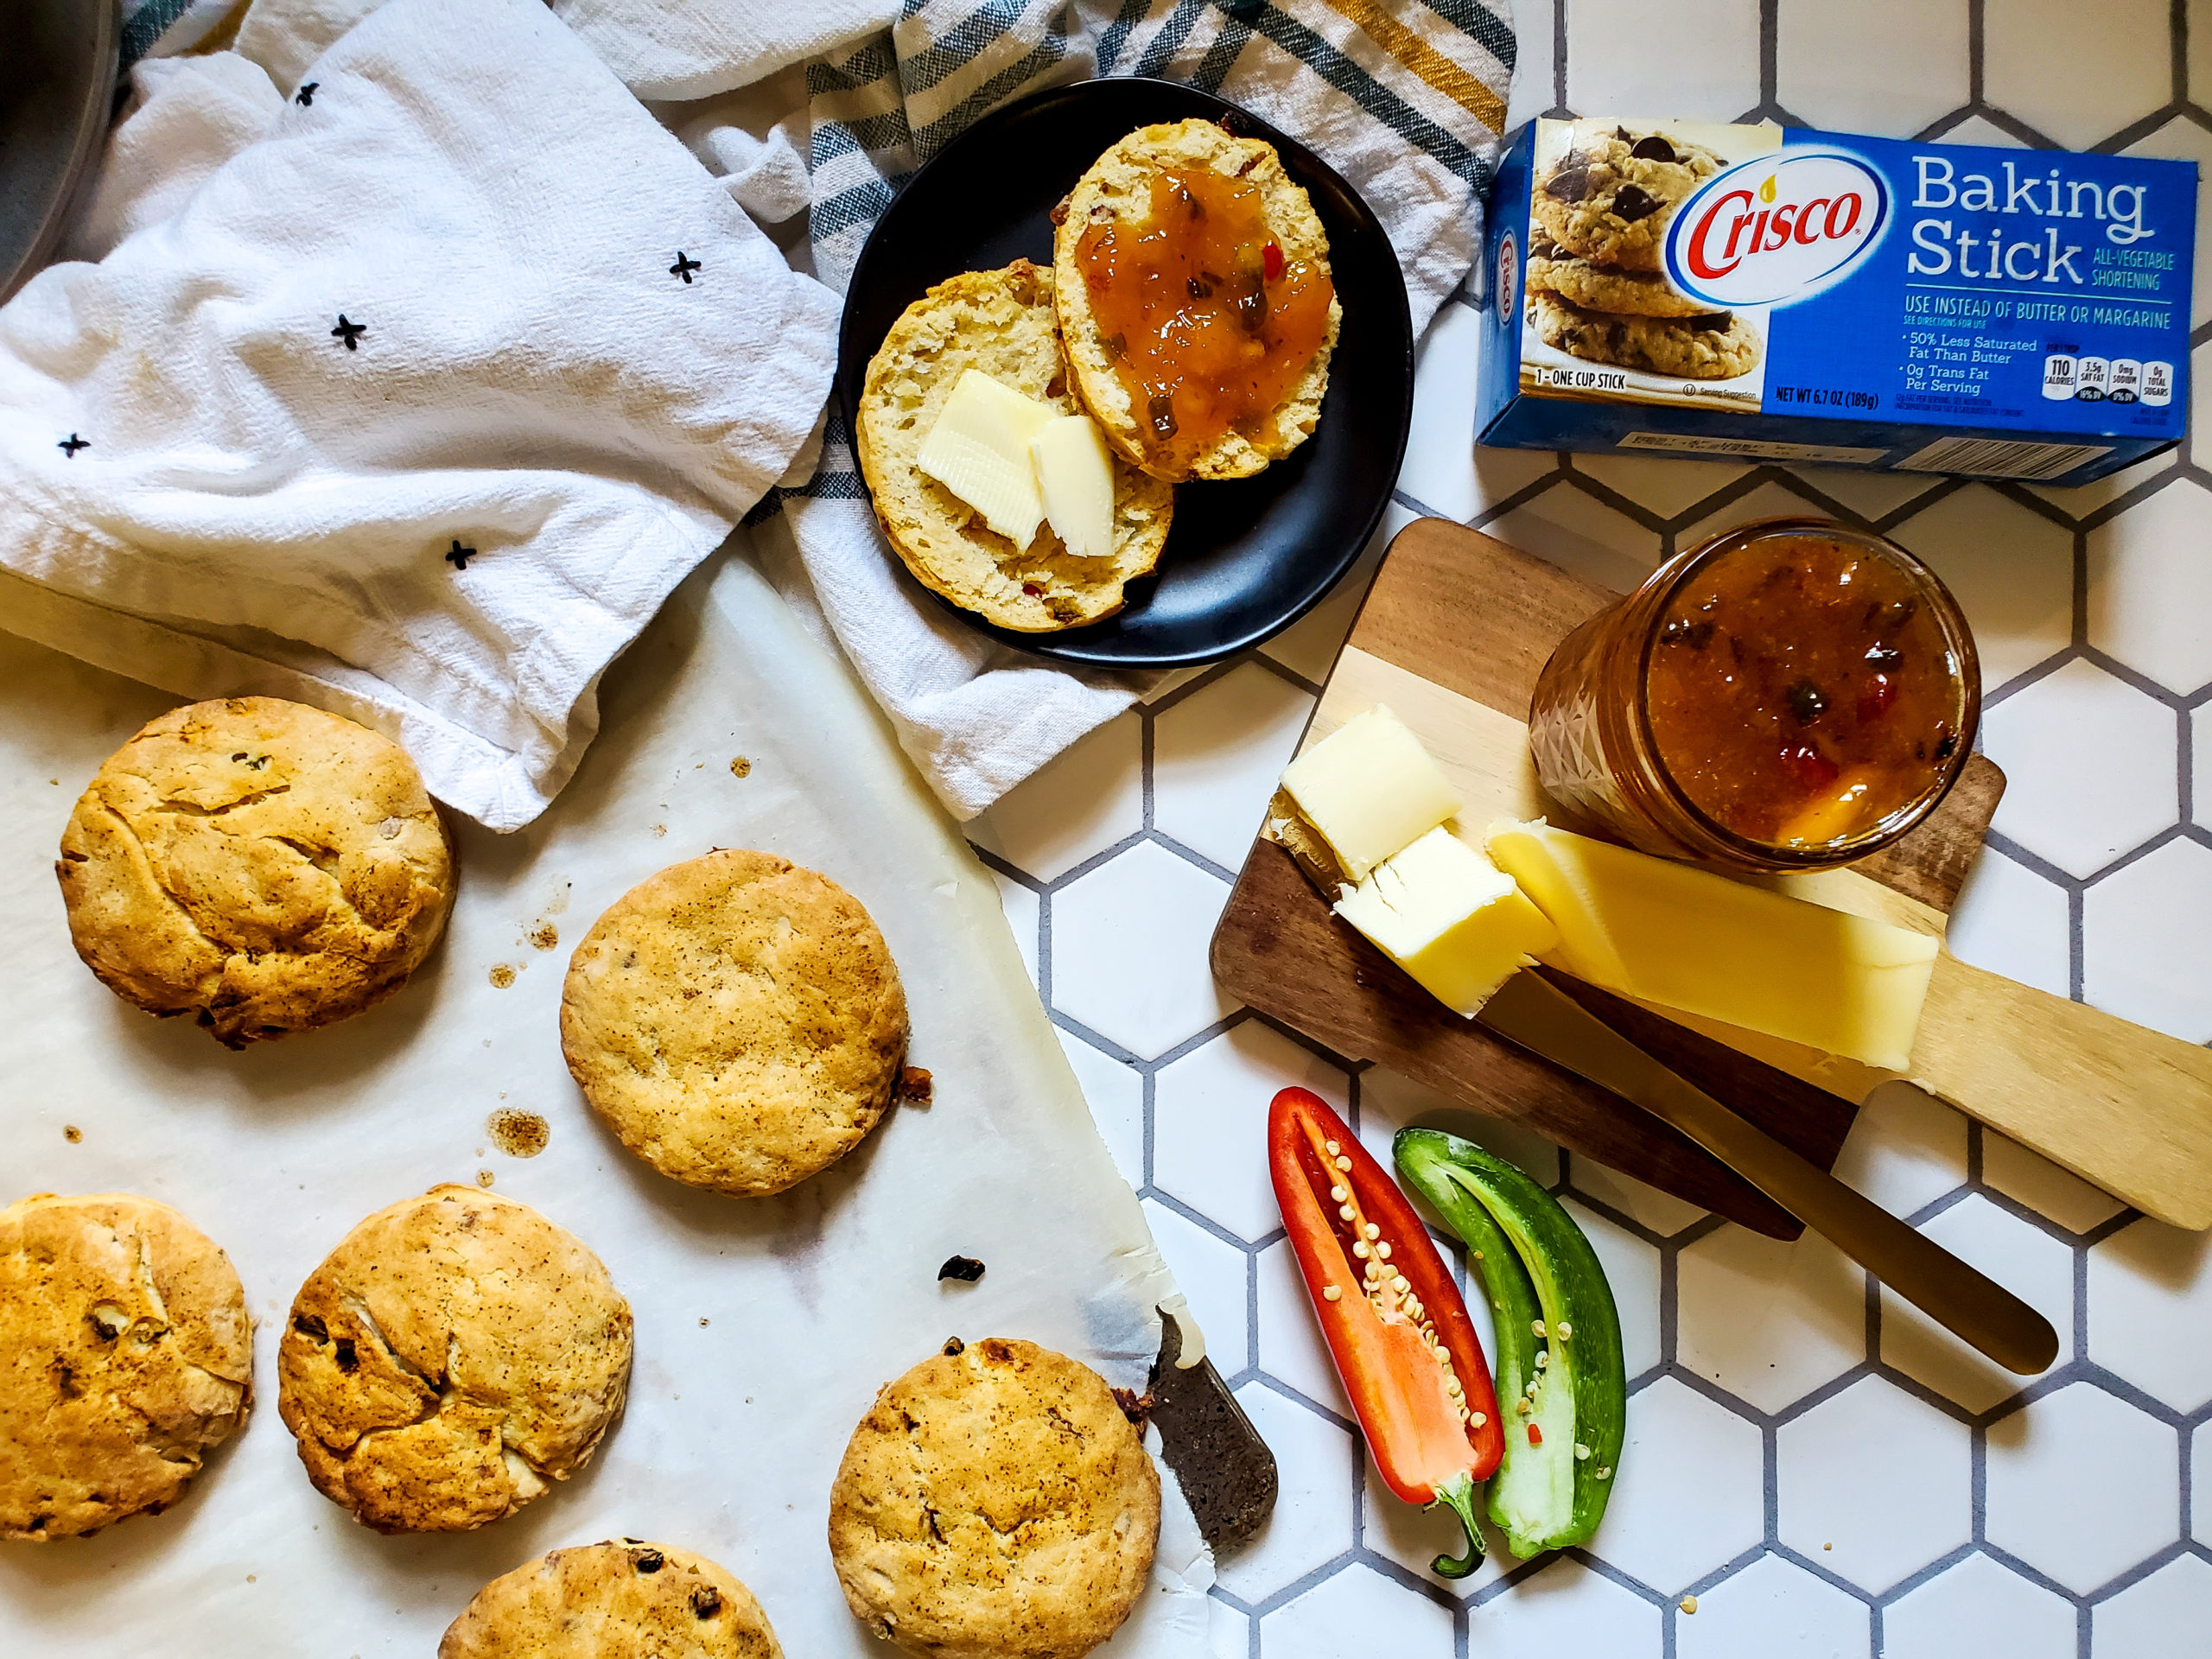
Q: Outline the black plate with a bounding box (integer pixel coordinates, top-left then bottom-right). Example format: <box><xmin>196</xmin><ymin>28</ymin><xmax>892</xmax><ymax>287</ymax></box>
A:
<box><xmin>836</xmin><ymin>78</ymin><xmax>1414</xmax><ymax>668</ymax></box>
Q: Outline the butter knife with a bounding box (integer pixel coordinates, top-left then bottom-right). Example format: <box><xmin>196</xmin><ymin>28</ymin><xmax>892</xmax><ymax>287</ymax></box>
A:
<box><xmin>1477</xmin><ymin>972</ymin><xmax>2060</xmax><ymax>1376</ymax></box>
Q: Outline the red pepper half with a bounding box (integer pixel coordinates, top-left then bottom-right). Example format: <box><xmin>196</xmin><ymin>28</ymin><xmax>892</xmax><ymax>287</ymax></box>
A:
<box><xmin>1268</xmin><ymin>1087</ymin><xmax>1504</xmax><ymax>1575</ymax></box>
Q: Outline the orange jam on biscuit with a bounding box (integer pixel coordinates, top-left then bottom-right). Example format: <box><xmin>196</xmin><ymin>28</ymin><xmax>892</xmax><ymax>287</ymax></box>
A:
<box><xmin>1075</xmin><ymin>168</ymin><xmax>1334</xmax><ymax>473</ymax></box>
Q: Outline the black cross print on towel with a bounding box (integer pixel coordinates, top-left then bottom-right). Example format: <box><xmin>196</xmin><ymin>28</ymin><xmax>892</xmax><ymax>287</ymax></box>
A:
<box><xmin>57</xmin><ymin>434</ymin><xmax>88</xmax><ymax>457</ymax></box>
<box><xmin>445</xmin><ymin>539</ymin><xmax>475</xmax><ymax>570</ymax></box>
<box><xmin>296</xmin><ymin>82</ymin><xmax>317</xmax><ymax>106</ymax></box>
<box><xmin>331</xmin><ymin>315</ymin><xmax>367</xmax><ymax>349</ymax></box>
<box><xmin>669</xmin><ymin>251</ymin><xmax>701</xmax><ymax>283</ymax></box>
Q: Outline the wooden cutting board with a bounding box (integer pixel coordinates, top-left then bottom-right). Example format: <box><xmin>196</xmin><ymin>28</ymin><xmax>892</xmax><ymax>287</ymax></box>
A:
<box><xmin>1211</xmin><ymin>519</ymin><xmax>2212</xmax><ymax>1234</ymax></box>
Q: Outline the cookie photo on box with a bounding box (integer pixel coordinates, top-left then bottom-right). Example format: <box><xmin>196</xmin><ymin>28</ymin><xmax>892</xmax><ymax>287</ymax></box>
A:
<box><xmin>1516</xmin><ymin>118</ymin><xmax>1775</xmax><ymax>402</ymax></box>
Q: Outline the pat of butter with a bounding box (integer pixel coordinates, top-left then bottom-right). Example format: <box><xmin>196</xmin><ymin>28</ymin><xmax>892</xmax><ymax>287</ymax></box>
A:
<box><xmin>1031</xmin><ymin>414</ymin><xmax>1115</xmax><ymax>560</ymax></box>
<box><xmin>1279</xmin><ymin>705</ymin><xmax>1461</xmax><ymax>885</ymax></box>
<box><xmin>1334</xmin><ymin>828</ymin><xmax>1560</xmax><ymax>1018</ymax></box>
<box><xmin>1485</xmin><ymin>818</ymin><xmax>1939</xmax><ymax>1071</ymax></box>
<box><xmin>916</xmin><ymin>370</ymin><xmax>1054</xmax><ymax>547</ymax></box>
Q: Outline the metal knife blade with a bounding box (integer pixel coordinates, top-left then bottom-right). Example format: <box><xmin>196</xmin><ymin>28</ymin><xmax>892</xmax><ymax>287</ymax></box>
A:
<box><xmin>1477</xmin><ymin>972</ymin><xmax>2059</xmax><ymax>1376</ymax></box>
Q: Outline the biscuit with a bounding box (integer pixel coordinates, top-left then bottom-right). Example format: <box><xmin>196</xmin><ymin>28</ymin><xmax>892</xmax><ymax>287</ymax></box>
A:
<box><xmin>560</xmin><ymin>850</ymin><xmax>908</xmax><ymax>1198</ymax></box>
<box><xmin>0</xmin><ymin>1192</ymin><xmax>251</xmax><ymax>1541</ymax></box>
<box><xmin>857</xmin><ymin>260</ymin><xmax>1175</xmax><ymax>632</ymax></box>
<box><xmin>1528</xmin><ymin>289</ymin><xmax>1759</xmax><ymax>380</ymax></box>
<box><xmin>277</xmin><ymin>1185</ymin><xmax>632</xmax><ymax>1534</ymax></box>
<box><xmin>55</xmin><ymin>696</ymin><xmax>453</xmax><ymax>1048</ymax></box>
<box><xmin>440</xmin><ymin>1540</ymin><xmax>784</xmax><ymax>1659</ymax></box>
<box><xmin>1053</xmin><ymin>118</ymin><xmax>1340</xmax><ymax>483</ymax></box>
<box><xmin>829</xmin><ymin>1338</ymin><xmax>1160</xmax><ymax>1659</ymax></box>
<box><xmin>1525</xmin><ymin>231</ymin><xmax>1713</xmax><ymax>318</ymax></box>
<box><xmin>1530</xmin><ymin>124</ymin><xmax>1726</xmax><ymax>273</ymax></box>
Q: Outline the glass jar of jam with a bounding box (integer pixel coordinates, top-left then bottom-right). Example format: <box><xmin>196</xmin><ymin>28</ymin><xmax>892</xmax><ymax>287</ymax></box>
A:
<box><xmin>1527</xmin><ymin>518</ymin><xmax>1980</xmax><ymax>874</ymax></box>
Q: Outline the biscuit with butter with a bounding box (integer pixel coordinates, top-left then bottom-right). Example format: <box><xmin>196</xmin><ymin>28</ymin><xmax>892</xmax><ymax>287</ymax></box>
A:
<box><xmin>857</xmin><ymin>260</ymin><xmax>1173</xmax><ymax>632</ymax></box>
<box><xmin>441</xmin><ymin>1540</ymin><xmax>784</xmax><ymax>1659</ymax></box>
<box><xmin>277</xmin><ymin>1185</ymin><xmax>632</xmax><ymax>1534</ymax></box>
<box><xmin>55</xmin><ymin>695</ymin><xmax>452</xmax><ymax>1048</ymax></box>
<box><xmin>0</xmin><ymin>1192</ymin><xmax>252</xmax><ymax>1541</ymax></box>
<box><xmin>1052</xmin><ymin>118</ymin><xmax>1339</xmax><ymax>483</ymax></box>
<box><xmin>828</xmin><ymin>1338</ymin><xmax>1160</xmax><ymax>1659</ymax></box>
<box><xmin>560</xmin><ymin>850</ymin><xmax>907</xmax><ymax>1198</ymax></box>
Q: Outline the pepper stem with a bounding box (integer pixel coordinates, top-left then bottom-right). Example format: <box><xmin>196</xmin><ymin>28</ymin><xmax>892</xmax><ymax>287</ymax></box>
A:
<box><xmin>1427</xmin><ymin>1473</ymin><xmax>1487</xmax><ymax>1579</ymax></box>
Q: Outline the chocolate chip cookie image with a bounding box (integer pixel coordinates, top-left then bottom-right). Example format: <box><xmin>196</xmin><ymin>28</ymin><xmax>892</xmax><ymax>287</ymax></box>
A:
<box><xmin>1526</xmin><ymin>230</ymin><xmax>1714</xmax><ymax>318</ymax></box>
<box><xmin>829</xmin><ymin>1337</ymin><xmax>1160</xmax><ymax>1659</ymax></box>
<box><xmin>55</xmin><ymin>695</ymin><xmax>453</xmax><ymax>1048</ymax></box>
<box><xmin>277</xmin><ymin>1185</ymin><xmax>632</xmax><ymax>1534</ymax></box>
<box><xmin>0</xmin><ymin>1192</ymin><xmax>251</xmax><ymax>1541</ymax></box>
<box><xmin>561</xmin><ymin>849</ymin><xmax>908</xmax><ymax>1198</ymax></box>
<box><xmin>1529</xmin><ymin>289</ymin><xmax>1760</xmax><ymax>380</ymax></box>
<box><xmin>440</xmin><ymin>1540</ymin><xmax>784</xmax><ymax>1659</ymax></box>
<box><xmin>1531</xmin><ymin>125</ymin><xmax>1724</xmax><ymax>273</ymax></box>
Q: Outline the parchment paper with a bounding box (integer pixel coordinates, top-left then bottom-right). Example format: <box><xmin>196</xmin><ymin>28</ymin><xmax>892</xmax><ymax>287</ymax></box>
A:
<box><xmin>0</xmin><ymin>549</ymin><xmax>1211</xmax><ymax>1656</ymax></box>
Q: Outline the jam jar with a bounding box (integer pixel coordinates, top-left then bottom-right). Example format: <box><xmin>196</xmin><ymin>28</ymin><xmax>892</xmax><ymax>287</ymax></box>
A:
<box><xmin>1527</xmin><ymin>518</ymin><xmax>1981</xmax><ymax>874</ymax></box>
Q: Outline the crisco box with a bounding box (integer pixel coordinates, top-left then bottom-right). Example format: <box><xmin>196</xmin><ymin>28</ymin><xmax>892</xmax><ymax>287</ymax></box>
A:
<box><xmin>1478</xmin><ymin>118</ymin><xmax>2195</xmax><ymax>486</ymax></box>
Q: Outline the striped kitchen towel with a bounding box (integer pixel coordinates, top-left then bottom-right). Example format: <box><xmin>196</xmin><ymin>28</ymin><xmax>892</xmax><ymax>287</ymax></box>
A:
<box><xmin>751</xmin><ymin>0</ymin><xmax>1515</xmax><ymax>820</ymax></box>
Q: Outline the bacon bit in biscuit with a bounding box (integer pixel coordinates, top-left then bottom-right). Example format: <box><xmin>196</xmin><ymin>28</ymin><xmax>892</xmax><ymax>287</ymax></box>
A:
<box><xmin>943</xmin><ymin>1337</ymin><xmax>965</xmax><ymax>1356</ymax></box>
<box><xmin>691</xmin><ymin>1586</ymin><xmax>723</xmax><ymax>1618</ymax></box>
<box><xmin>938</xmin><ymin>1255</ymin><xmax>986</xmax><ymax>1283</ymax></box>
<box><xmin>1051</xmin><ymin>199</ymin><xmax>1070</xmax><ymax>226</ymax></box>
<box><xmin>1111</xmin><ymin>1387</ymin><xmax>1155</xmax><ymax>1426</ymax></box>
<box><xmin>632</xmin><ymin>1548</ymin><xmax>664</xmax><ymax>1573</ymax></box>
<box><xmin>899</xmin><ymin>1065</ymin><xmax>935</xmax><ymax>1103</ymax></box>
<box><xmin>293</xmin><ymin>1313</ymin><xmax>327</xmax><ymax>1341</ymax></box>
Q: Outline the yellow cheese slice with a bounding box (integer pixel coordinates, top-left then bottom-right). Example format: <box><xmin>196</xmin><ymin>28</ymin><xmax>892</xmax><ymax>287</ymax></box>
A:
<box><xmin>1334</xmin><ymin>828</ymin><xmax>1560</xmax><ymax>1017</ymax></box>
<box><xmin>915</xmin><ymin>370</ymin><xmax>1053</xmax><ymax>547</ymax></box>
<box><xmin>1031</xmin><ymin>414</ymin><xmax>1115</xmax><ymax>561</ymax></box>
<box><xmin>1279</xmin><ymin>703</ymin><xmax>1461</xmax><ymax>885</ymax></box>
<box><xmin>1484</xmin><ymin>818</ymin><xmax>1938</xmax><ymax>1071</ymax></box>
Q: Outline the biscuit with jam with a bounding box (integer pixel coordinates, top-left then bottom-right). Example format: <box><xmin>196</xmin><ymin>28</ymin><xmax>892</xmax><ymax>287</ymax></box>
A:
<box><xmin>1053</xmin><ymin>118</ymin><xmax>1340</xmax><ymax>483</ymax></box>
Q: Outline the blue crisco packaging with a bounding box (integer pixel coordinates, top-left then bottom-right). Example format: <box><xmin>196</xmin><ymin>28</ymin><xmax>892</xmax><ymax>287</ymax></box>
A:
<box><xmin>1478</xmin><ymin>118</ymin><xmax>2196</xmax><ymax>485</ymax></box>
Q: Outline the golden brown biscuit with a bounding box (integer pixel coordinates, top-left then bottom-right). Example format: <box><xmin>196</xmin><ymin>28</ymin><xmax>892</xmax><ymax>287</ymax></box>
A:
<box><xmin>829</xmin><ymin>1338</ymin><xmax>1160</xmax><ymax>1659</ymax></box>
<box><xmin>440</xmin><ymin>1540</ymin><xmax>784</xmax><ymax>1658</ymax></box>
<box><xmin>277</xmin><ymin>1185</ymin><xmax>631</xmax><ymax>1534</ymax></box>
<box><xmin>1053</xmin><ymin>118</ymin><xmax>1339</xmax><ymax>483</ymax></box>
<box><xmin>856</xmin><ymin>260</ymin><xmax>1175</xmax><ymax>632</ymax></box>
<box><xmin>0</xmin><ymin>1192</ymin><xmax>251</xmax><ymax>1541</ymax></box>
<box><xmin>560</xmin><ymin>850</ymin><xmax>908</xmax><ymax>1198</ymax></box>
<box><xmin>55</xmin><ymin>696</ymin><xmax>453</xmax><ymax>1048</ymax></box>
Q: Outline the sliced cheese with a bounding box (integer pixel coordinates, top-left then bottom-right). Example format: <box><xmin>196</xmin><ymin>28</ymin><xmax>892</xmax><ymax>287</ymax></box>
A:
<box><xmin>1334</xmin><ymin>828</ymin><xmax>1560</xmax><ymax>1018</ymax></box>
<box><xmin>1031</xmin><ymin>414</ymin><xmax>1115</xmax><ymax>560</ymax></box>
<box><xmin>915</xmin><ymin>370</ymin><xmax>1053</xmax><ymax>547</ymax></box>
<box><xmin>1484</xmin><ymin>818</ymin><xmax>1939</xmax><ymax>1071</ymax></box>
<box><xmin>1279</xmin><ymin>704</ymin><xmax>1461</xmax><ymax>886</ymax></box>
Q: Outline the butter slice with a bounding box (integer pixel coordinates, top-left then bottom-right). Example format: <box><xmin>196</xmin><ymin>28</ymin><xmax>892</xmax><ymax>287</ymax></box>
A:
<box><xmin>1335</xmin><ymin>829</ymin><xmax>1560</xmax><ymax>1017</ymax></box>
<box><xmin>1485</xmin><ymin>818</ymin><xmax>1939</xmax><ymax>1071</ymax></box>
<box><xmin>916</xmin><ymin>370</ymin><xmax>1054</xmax><ymax>547</ymax></box>
<box><xmin>1031</xmin><ymin>414</ymin><xmax>1115</xmax><ymax>560</ymax></box>
<box><xmin>1279</xmin><ymin>705</ymin><xmax>1461</xmax><ymax>885</ymax></box>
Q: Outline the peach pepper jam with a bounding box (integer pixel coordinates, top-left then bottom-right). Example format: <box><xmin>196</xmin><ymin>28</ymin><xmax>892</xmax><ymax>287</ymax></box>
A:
<box><xmin>1074</xmin><ymin>167</ymin><xmax>1335</xmax><ymax>474</ymax></box>
<box><xmin>1529</xmin><ymin>519</ymin><xmax>1980</xmax><ymax>873</ymax></box>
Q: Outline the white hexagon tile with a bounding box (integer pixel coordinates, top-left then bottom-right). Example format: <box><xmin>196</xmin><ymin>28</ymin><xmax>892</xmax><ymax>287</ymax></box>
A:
<box><xmin>960</xmin><ymin>2</ymin><xmax>2212</xmax><ymax>1652</ymax></box>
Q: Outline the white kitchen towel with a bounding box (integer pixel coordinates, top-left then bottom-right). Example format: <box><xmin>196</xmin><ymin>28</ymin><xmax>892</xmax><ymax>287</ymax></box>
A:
<box><xmin>747</xmin><ymin>0</ymin><xmax>1515</xmax><ymax>818</ymax></box>
<box><xmin>0</xmin><ymin>0</ymin><xmax>841</xmax><ymax>830</ymax></box>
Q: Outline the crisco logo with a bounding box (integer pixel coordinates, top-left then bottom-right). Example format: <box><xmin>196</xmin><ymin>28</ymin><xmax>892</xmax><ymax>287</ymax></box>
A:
<box><xmin>1664</xmin><ymin>149</ymin><xmax>1891</xmax><ymax>308</ymax></box>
